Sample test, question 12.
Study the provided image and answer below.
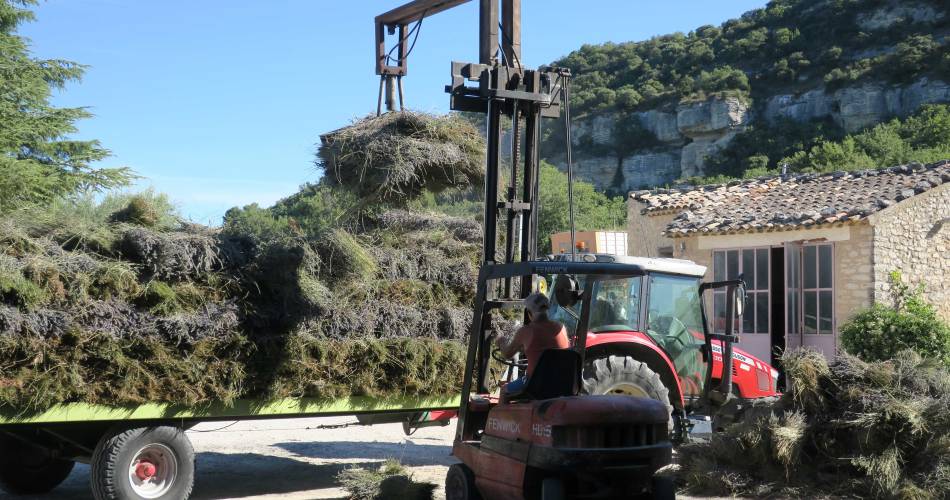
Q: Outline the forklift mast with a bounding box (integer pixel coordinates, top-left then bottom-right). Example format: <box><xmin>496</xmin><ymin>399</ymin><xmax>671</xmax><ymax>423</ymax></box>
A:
<box><xmin>375</xmin><ymin>0</ymin><xmax>569</xmax><ymax>440</ymax></box>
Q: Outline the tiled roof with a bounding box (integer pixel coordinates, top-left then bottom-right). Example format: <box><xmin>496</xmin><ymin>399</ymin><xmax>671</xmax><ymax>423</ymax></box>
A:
<box><xmin>629</xmin><ymin>160</ymin><xmax>950</xmax><ymax>237</ymax></box>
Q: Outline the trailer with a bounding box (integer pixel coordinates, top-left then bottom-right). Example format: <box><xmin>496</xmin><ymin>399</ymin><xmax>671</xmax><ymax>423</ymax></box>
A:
<box><xmin>0</xmin><ymin>395</ymin><xmax>458</xmax><ymax>500</ymax></box>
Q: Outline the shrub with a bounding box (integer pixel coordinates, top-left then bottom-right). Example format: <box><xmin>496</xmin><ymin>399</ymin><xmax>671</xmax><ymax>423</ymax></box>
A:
<box><xmin>841</xmin><ymin>271</ymin><xmax>950</xmax><ymax>366</ymax></box>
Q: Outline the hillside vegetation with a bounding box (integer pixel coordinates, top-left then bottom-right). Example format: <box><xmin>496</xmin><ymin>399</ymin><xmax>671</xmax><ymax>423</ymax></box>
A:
<box><xmin>546</xmin><ymin>0</ymin><xmax>950</xmax><ymax>184</ymax></box>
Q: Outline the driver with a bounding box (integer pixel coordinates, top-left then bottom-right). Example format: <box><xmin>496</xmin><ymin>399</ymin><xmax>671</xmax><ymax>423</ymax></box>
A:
<box><xmin>495</xmin><ymin>293</ymin><xmax>570</xmax><ymax>394</ymax></box>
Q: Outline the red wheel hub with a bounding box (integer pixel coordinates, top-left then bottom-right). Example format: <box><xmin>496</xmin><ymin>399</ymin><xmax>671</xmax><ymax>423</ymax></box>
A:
<box><xmin>135</xmin><ymin>461</ymin><xmax>157</xmax><ymax>481</ymax></box>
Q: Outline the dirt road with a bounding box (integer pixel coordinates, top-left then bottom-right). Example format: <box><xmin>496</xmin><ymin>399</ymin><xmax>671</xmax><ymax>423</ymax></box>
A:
<box><xmin>0</xmin><ymin>417</ymin><xmax>458</xmax><ymax>500</ymax></box>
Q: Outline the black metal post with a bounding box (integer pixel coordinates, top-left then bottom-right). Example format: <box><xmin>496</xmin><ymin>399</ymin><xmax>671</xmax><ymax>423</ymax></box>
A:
<box><xmin>563</xmin><ymin>74</ymin><xmax>576</xmax><ymax>260</ymax></box>
<box><xmin>483</xmin><ymin>97</ymin><xmax>502</xmax><ymax>264</ymax></box>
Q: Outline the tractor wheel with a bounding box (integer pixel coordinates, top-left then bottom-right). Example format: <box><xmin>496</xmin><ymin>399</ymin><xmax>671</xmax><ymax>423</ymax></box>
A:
<box><xmin>91</xmin><ymin>426</ymin><xmax>194</xmax><ymax>500</ymax></box>
<box><xmin>583</xmin><ymin>355</ymin><xmax>674</xmax><ymax>429</ymax></box>
<box><xmin>0</xmin><ymin>434</ymin><xmax>75</xmax><ymax>495</ymax></box>
<box><xmin>445</xmin><ymin>463</ymin><xmax>481</xmax><ymax>500</ymax></box>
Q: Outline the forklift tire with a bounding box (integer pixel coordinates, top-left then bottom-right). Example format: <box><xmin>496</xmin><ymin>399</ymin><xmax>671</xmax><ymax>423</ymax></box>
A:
<box><xmin>0</xmin><ymin>434</ymin><xmax>75</xmax><ymax>495</ymax></box>
<box><xmin>445</xmin><ymin>463</ymin><xmax>481</xmax><ymax>500</ymax></box>
<box><xmin>583</xmin><ymin>355</ymin><xmax>674</xmax><ymax>430</ymax></box>
<box><xmin>91</xmin><ymin>426</ymin><xmax>194</xmax><ymax>500</ymax></box>
<box><xmin>541</xmin><ymin>477</ymin><xmax>565</xmax><ymax>500</ymax></box>
<box><xmin>651</xmin><ymin>475</ymin><xmax>676</xmax><ymax>500</ymax></box>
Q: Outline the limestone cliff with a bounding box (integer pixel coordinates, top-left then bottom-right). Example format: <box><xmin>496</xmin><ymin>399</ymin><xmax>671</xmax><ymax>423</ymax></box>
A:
<box><xmin>548</xmin><ymin>0</ymin><xmax>950</xmax><ymax>192</ymax></box>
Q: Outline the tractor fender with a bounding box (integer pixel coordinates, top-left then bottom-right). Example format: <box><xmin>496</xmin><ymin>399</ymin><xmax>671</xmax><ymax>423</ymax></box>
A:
<box><xmin>585</xmin><ymin>334</ymin><xmax>686</xmax><ymax>410</ymax></box>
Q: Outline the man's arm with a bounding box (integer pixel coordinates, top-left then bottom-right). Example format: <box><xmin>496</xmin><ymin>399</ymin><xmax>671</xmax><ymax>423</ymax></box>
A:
<box><xmin>497</xmin><ymin>328</ymin><xmax>525</xmax><ymax>359</ymax></box>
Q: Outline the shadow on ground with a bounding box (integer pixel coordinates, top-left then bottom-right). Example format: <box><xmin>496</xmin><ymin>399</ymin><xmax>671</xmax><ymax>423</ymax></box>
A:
<box><xmin>276</xmin><ymin>440</ymin><xmax>453</xmax><ymax>466</ymax></box>
<box><xmin>192</xmin><ymin>452</ymin><xmax>377</xmax><ymax>500</ymax></box>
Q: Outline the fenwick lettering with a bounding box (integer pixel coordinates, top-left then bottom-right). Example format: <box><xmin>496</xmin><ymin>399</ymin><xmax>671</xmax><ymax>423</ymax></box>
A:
<box><xmin>487</xmin><ymin>418</ymin><xmax>520</xmax><ymax>435</ymax></box>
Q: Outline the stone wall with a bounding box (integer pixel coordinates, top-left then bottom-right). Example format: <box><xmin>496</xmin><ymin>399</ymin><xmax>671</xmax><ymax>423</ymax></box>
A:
<box><xmin>869</xmin><ymin>183</ymin><xmax>950</xmax><ymax>321</ymax></box>
<box><xmin>834</xmin><ymin>224</ymin><xmax>876</xmax><ymax>328</ymax></box>
<box><xmin>627</xmin><ymin>201</ymin><xmax>676</xmax><ymax>258</ymax></box>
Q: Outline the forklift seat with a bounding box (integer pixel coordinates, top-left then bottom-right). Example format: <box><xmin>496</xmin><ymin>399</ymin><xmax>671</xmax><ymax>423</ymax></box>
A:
<box><xmin>507</xmin><ymin>348</ymin><xmax>582</xmax><ymax>401</ymax></box>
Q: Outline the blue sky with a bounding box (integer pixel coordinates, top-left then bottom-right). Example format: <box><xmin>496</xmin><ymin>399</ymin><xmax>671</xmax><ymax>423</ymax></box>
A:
<box><xmin>21</xmin><ymin>0</ymin><xmax>768</xmax><ymax>224</ymax></box>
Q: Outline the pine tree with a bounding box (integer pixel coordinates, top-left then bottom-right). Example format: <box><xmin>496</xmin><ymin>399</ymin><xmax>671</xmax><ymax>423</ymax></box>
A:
<box><xmin>0</xmin><ymin>0</ymin><xmax>132</xmax><ymax>211</ymax></box>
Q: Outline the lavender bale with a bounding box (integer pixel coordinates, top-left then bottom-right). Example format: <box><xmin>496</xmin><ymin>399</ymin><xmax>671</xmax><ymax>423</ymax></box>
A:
<box><xmin>117</xmin><ymin>227</ymin><xmax>221</xmax><ymax>281</ymax></box>
<box><xmin>319</xmin><ymin>112</ymin><xmax>485</xmax><ymax>203</ymax></box>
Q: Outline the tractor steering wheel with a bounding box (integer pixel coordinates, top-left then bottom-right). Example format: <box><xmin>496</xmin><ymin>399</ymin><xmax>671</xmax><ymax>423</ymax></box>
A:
<box><xmin>492</xmin><ymin>348</ymin><xmax>526</xmax><ymax>368</ymax></box>
<box><xmin>653</xmin><ymin>315</ymin><xmax>691</xmax><ymax>352</ymax></box>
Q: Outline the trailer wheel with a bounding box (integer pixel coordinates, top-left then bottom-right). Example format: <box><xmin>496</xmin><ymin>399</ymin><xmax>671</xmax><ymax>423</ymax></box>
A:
<box><xmin>583</xmin><ymin>355</ymin><xmax>674</xmax><ymax>429</ymax></box>
<box><xmin>91</xmin><ymin>426</ymin><xmax>194</xmax><ymax>500</ymax></box>
<box><xmin>0</xmin><ymin>434</ymin><xmax>75</xmax><ymax>495</ymax></box>
<box><xmin>445</xmin><ymin>463</ymin><xmax>481</xmax><ymax>500</ymax></box>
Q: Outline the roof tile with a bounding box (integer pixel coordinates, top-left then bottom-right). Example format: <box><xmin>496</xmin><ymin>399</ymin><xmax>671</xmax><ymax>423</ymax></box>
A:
<box><xmin>629</xmin><ymin>160</ymin><xmax>950</xmax><ymax>237</ymax></box>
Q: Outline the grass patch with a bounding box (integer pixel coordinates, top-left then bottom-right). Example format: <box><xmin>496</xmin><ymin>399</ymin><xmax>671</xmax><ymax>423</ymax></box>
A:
<box><xmin>337</xmin><ymin>459</ymin><xmax>436</xmax><ymax>500</ymax></box>
<box><xmin>0</xmin><ymin>268</ymin><xmax>47</xmax><ymax>310</ymax></box>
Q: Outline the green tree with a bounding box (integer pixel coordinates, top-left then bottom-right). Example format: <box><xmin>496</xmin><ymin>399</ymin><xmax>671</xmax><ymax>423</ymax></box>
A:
<box><xmin>537</xmin><ymin>162</ymin><xmax>626</xmax><ymax>253</ymax></box>
<box><xmin>0</xmin><ymin>0</ymin><xmax>131</xmax><ymax>211</ymax></box>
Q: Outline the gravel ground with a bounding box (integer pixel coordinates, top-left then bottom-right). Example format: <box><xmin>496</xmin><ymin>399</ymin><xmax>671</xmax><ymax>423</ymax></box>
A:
<box><xmin>0</xmin><ymin>417</ymin><xmax>458</xmax><ymax>500</ymax></box>
<box><xmin>0</xmin><ymin>417</ymin><xmax>719</xmax><ymax>500</ymax></box>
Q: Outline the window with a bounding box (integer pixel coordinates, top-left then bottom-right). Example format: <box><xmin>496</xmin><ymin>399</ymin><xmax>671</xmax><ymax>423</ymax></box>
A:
<box><xmin>801</xmin><ymin>244</ymin><xmax>834</xmax><ymax>334</ymax></box>
<box><xmin>713</xmin><ymin>248</ymin><xmax>770</xmax><ymax>335</ymax></box>
<box><xmin>590</xmin><ymin>277</ymin><xmax>642</xmax><ymax>333</ymax></box>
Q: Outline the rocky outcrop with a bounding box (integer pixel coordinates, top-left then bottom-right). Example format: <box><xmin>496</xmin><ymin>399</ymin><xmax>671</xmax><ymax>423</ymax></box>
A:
<box><xmin>856</xmin><ymin>3</ymin><xmax>944</xmax><ymax>31</ymax></box>
<box><xmin>676</xmin><ymin>98</ymin><xmax>749</xmax><ymax>177</ymax></box>
<box><xmin>765</xmin><ymin>78</ymin><xmax>950</xmax><ymax>132</ymax></box>
<box><xmin>559</xmin><ymin>96</ymin><xmax>749</xmax><ymax>190</ymax></box>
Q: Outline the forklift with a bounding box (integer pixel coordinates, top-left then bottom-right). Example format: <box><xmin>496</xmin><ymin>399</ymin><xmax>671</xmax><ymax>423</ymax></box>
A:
<box><xmin>374</xmin><ymin>1</ymin><xmax>748</xmax><ymax>498</ymax></box>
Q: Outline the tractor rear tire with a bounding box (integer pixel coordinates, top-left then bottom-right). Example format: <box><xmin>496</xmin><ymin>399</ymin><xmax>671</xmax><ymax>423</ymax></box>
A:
<box><xmin>0</xmin><ymin>434</ymin><xmax>75</xmax><ymax>495</ymax></box>
<box><xmin>445</xmin><ymin>463</ymin><xmax>481</xmax><ymax>500</ymax></box>
<box><xmin>583</xmin><ymin>355</ymin><xmax>674</xmax><ymax>430</ymax></box>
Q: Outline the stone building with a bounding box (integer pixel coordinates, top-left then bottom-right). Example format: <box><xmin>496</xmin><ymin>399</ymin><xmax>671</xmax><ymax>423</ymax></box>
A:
<box><xmin>626</xmin><ymin>160</ymin><xmax>950</xmax><ymax>364</ymax></box>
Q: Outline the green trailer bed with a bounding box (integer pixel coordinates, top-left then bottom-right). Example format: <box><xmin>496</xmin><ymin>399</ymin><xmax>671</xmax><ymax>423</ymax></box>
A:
<box><xmin>0</xmin><ymin>394</ymin><xmax>460</xmax><ymax>425</ymax></box>
<box><xmin>0</xmin><ymin>394</ymin><xmax>461</xmax><ymax>499</ymax></box>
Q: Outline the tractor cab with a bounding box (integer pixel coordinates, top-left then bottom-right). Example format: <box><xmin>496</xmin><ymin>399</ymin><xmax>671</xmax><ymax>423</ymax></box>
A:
<box><xmin>449</xmin><ymin>260</ymin><xmax>676</xmax><ymax>500</ymax></box>
<box><xmin>543</xmin><ymin>254</ymin><xmax>780</xmax><ymax>438</ymax></box>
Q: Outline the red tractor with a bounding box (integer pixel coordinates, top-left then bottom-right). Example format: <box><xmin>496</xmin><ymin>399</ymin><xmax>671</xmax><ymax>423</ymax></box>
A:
<box><xmin>545</xmin><ymin>254</ymin><xmax>780</xmax><ymax>438</ymax></box>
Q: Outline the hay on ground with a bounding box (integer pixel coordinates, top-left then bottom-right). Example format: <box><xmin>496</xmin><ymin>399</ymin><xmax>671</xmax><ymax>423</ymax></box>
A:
<box><xmin>319</xmin><ymin>112</ymin><xmax>485</xmax><ymax>203</ymax></box>
<box><xmin>677</xmin><ymin>349</ymin><xmax>950</xmax><ymax>499</ymax></box>
<box><xmin>337</xmin><ymin>460</ymin><xmax>435</xmax><ymax>500</ymax></box>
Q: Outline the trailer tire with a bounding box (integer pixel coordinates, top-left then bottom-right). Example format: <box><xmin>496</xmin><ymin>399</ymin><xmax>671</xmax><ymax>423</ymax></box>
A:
<box><xmin>583</xmin><ymin>355</ymin><xmax>674</xmax><ymax>430</ymax></box>
<box><xmin>91</xmin><ymin>426</ymin><xmax>194</xmax><ymax>500</ymax></box>
<box><xmin>445</xmin><ymin>463</ymin><xmax>481</xmax><ymax>500</ymax></box>
<box><xmin>0</xmin><ymin>434</ymin><xmax>75</xmax><ymax>495</ymax></box>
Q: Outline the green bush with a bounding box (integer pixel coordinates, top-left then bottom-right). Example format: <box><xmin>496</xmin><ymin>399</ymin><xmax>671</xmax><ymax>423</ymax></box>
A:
<box><xmin>841</xmin><ymin>271</ymin><xmax>950</xmax><ymax>366</ymax></box>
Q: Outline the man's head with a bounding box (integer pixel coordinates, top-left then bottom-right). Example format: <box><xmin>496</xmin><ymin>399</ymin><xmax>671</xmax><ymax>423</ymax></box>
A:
<box><xmin>524</xmin><ymin>292</ymin><xmax>550</xmax><ymax>320</ymax></box>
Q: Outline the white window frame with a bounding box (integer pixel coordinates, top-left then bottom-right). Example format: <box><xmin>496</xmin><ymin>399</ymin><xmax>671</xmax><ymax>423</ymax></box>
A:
<box><xmin>712</xmin><ymin>247</ymin><xmax>771</xmax><ymax>335</ymax></box>
<box><xmin>799</xmin><ymin>243</ymin><xmax>835</xmax><ymax>335</ymax></box>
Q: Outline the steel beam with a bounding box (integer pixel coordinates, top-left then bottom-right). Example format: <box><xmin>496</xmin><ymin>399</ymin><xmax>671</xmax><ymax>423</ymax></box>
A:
<box><xmin>376</xmin><ymin>0</ymin><xmax>471</xmax><ymax>26</ymax></box>
<box><xmin>501</xmin><ymin>0</ymin><xmax>521</xmax><ymax>67</ymax></box>
<box><xmin>479</xmin><ymin>0</ymin><xmax>499</xmax><ymax>65</ymax></box>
